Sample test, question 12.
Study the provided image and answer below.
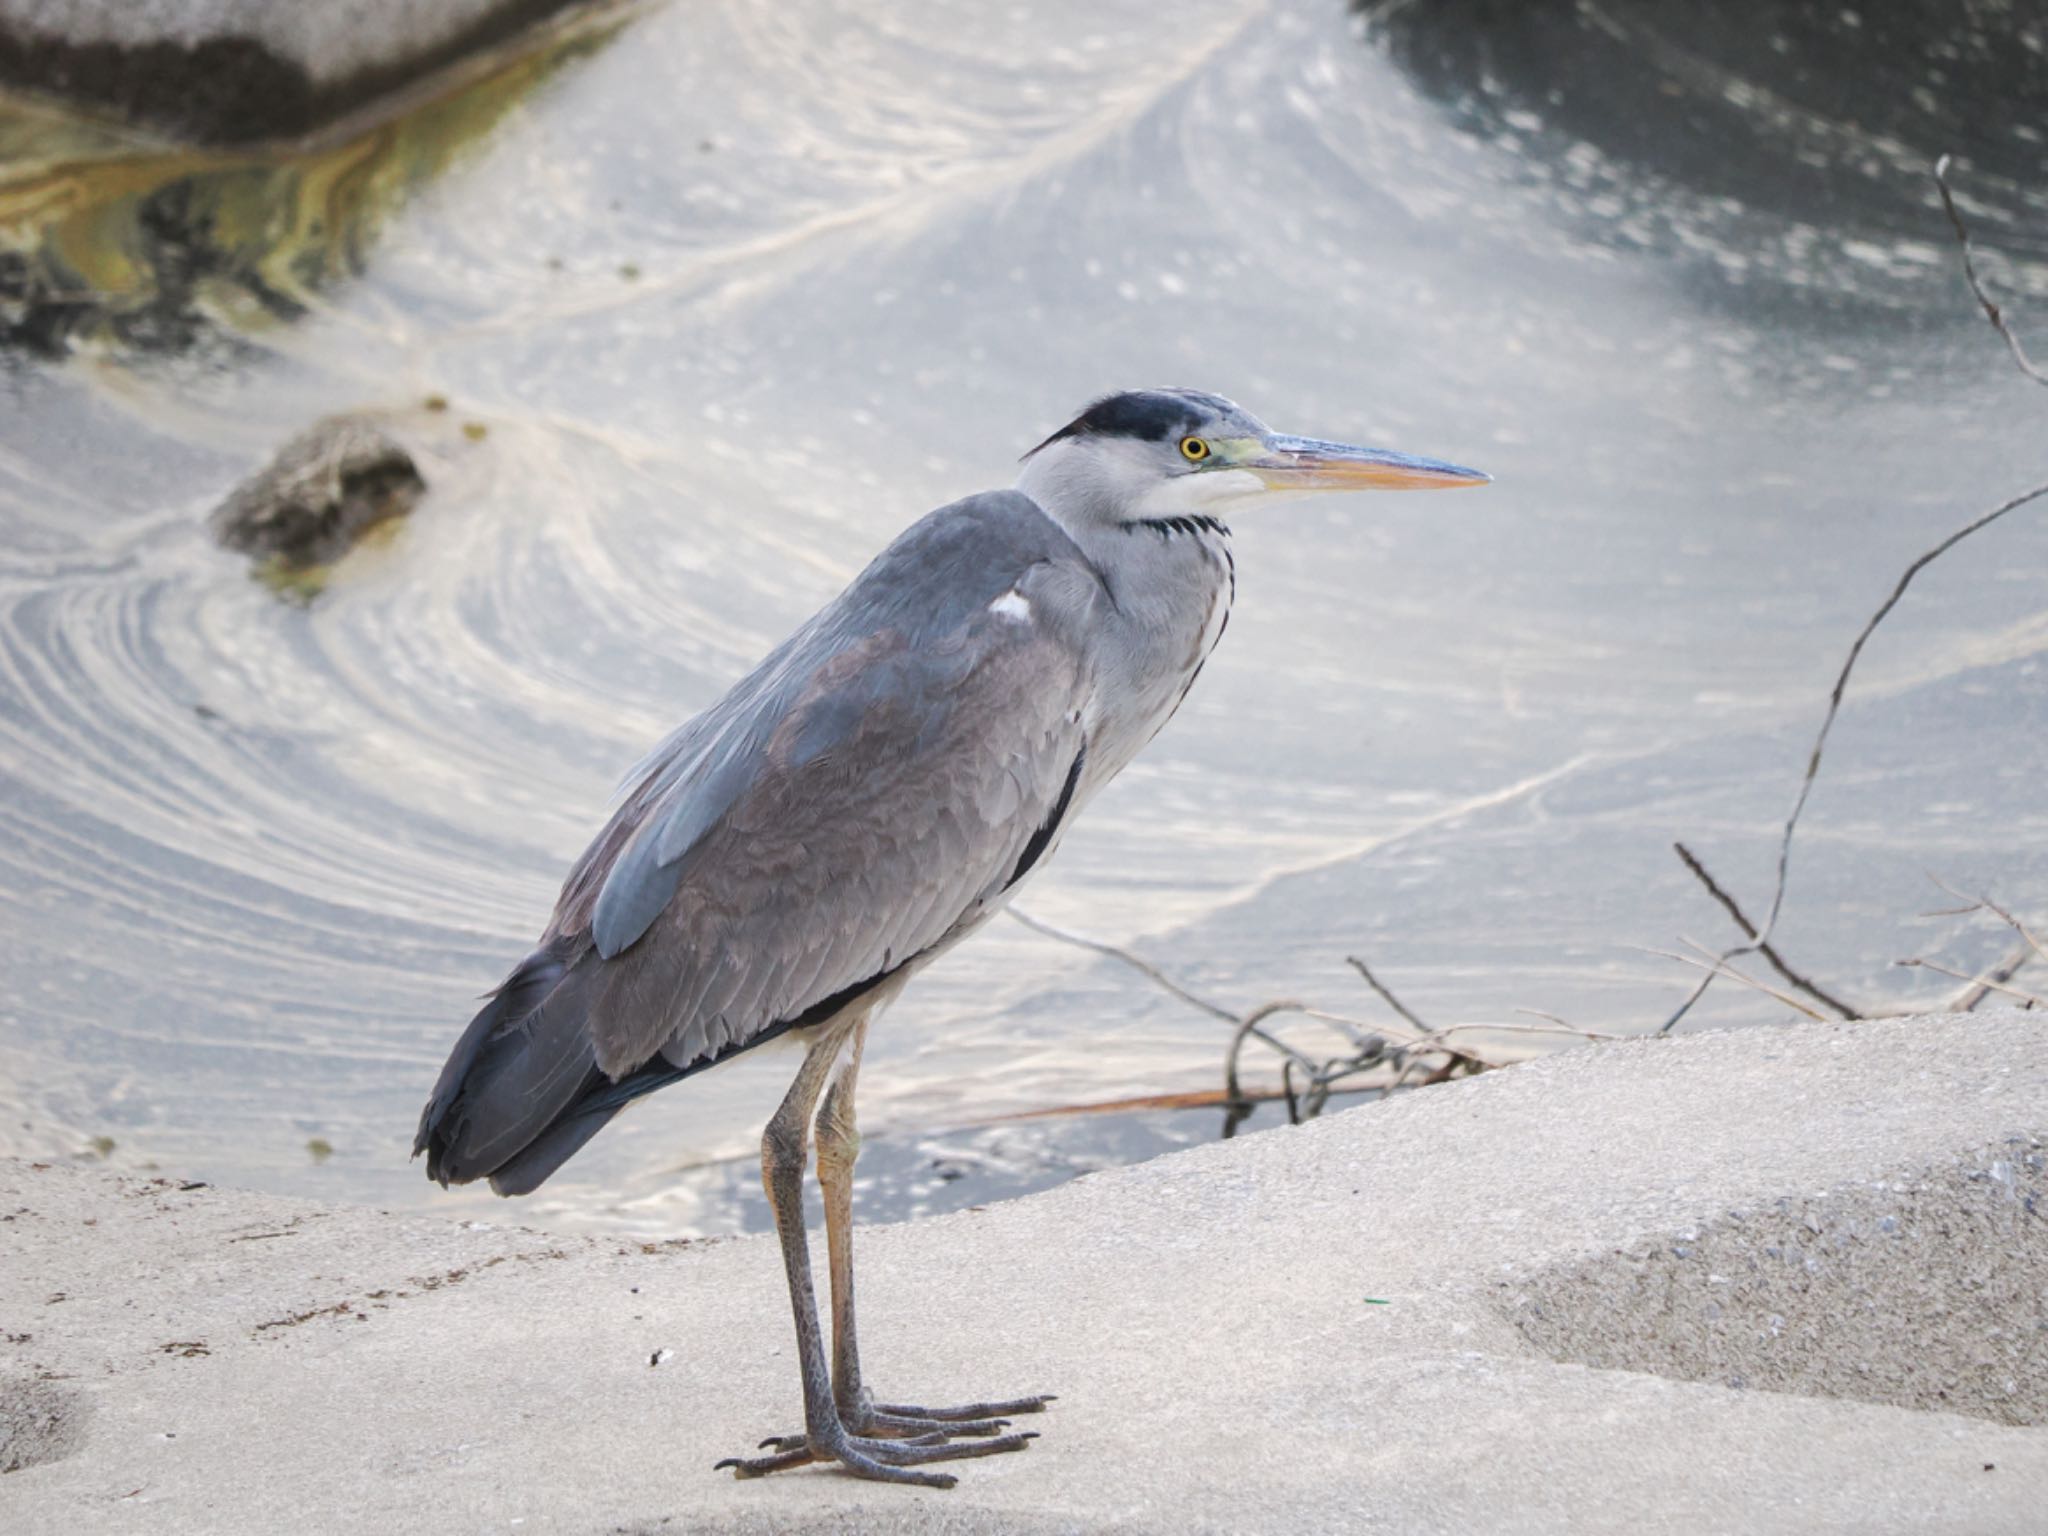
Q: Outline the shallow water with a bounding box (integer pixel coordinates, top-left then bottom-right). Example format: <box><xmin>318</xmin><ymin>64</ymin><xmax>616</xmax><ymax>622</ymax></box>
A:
<box><xmin>1</xmin><ymin>0</ymin><xmax>2044</xmax><ymax>1237</ymax></box>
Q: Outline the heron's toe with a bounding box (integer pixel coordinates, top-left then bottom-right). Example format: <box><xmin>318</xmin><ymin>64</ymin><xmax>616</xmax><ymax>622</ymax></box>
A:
<box><xmin>864</xmin><ymin>1410</ymin><xmax>1010</xmax><ymax>1438</ymax></box>
<box><xmin>852</xmin><ymin>1429</ymin><xmax>1038</xmax><ymax>1468</ymax></box>
<box><xmin>714</xmin><ymin>1445</ymin><xmax>815</xmax><ymax>1479</ymax></box>
<box><xmin>717</xmin><ymin>1418</ymin><xmax>1036</xmax><ymax>1486</ymax></box>
<box><xmin>870</xmin><ymin>1392</ymin><xmax>1056</xmax><ymax>1423</ymax></box>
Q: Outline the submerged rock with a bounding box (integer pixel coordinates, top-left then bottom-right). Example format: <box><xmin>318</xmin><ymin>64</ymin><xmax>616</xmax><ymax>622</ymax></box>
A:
<box><xmin>0</xmin><ymin>0</ymin><xmax>617</xmax><ymax>145</ymax></box>
<box><xmin>0</xmin><ymin>8</ymin><xmax>628</xmax><ymax>358</ymax></box>
<box><xmin>209</xmin><ymin>414</ymin><xmax>424</xmax><ymax>591</ymax></box>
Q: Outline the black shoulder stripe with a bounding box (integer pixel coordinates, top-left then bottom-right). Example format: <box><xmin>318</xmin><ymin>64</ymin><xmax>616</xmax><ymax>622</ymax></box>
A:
<box><xmin>1008</xmin><ymin>743</ymin><xmax>1088</xmax><ymax>889</ymax></box>
<box><xmin>1131</xmin><ymin>514</ymin><xmax>1230</xmax><ymax>538</ymax></box>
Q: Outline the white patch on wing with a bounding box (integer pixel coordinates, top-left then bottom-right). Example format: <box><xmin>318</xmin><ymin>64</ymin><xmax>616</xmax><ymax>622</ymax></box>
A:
<box><xmin>990</xmin><ymin>590</ymin><xmax>1032</xmax><ymax>622</ymax></box>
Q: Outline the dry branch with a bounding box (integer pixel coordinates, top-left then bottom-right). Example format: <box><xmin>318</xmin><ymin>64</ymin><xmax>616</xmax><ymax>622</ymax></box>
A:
<box><xmin>1005</xmin><ymin>907</ymin><xmax>1611</xmax><ymax>1134</ymax></box>
<box><xmin>1344</xmin><ymin>954</ymin><xmax>1432</xmax><ymax>1032</ymax></box>
<box><xmin>1659</xmin><ymin>156</ymin><xmax>2048</xmax><ymax>1032</ymax></box>
<box><xmin>1671</xmin><ymin>841</ymin><xmax>1859</xmax><ymax>1017</ymax></box>
<box><xmin>1926</xmin><ymin>875</ymin><xmax>2047</xmax><ymax>963</ymax></box>
<box><xmin>1894</xmin><ymin>957</ymin><xmax>2044</xmax><ymax>1010</ymax></box>
<box><xmin>1935</xmin><ymin>154</ymin><xmax>2048</xmax><ymax>389</ymax></box>
<box><xmin>1942</xmin><ymin>940</ymin><xmax>2037</xmax><ymax>1013</ymax></box>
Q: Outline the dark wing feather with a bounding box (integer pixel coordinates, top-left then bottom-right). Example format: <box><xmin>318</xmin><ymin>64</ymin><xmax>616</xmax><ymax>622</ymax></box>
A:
<box><xmin>577</xmin><ymin>577</ymin><xmax>1092</xmax><ymax>1076</ymax></box>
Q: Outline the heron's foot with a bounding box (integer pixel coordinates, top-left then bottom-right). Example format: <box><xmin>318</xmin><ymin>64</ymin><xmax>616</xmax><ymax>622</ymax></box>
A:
<box><xmin>753</xmin><ymin>1391</ymin><xmax>1056</xmax><ymax>1454</ymax></box>
<box><xmin>870</xmin><ymin>1393</ymin><xmax>1056</xmax><ymax>1427</ymax></box>
<box><xmin>715</xmin><ymin>1420</ymin><xmax>1039</xmax><ymax>1488</ymax></box>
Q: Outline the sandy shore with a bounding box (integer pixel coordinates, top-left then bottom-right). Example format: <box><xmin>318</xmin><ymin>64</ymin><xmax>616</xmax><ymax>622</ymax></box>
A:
<box><xmin>3</xmin><ymin>1009</ymin><xmax>2044</xmax><ymax>1533</ymax></box>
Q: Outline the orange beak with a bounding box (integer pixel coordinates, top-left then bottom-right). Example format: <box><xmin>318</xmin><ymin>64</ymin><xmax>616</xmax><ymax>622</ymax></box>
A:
<box><xmin>1248</xmin><ymin>433</ymin><xmax>1491</xmax><ymax>491</ymax></box>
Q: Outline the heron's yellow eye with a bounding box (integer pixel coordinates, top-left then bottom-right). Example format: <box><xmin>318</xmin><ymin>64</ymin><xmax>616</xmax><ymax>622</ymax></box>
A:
<box><xmin>1179</xmin><ymin>437</ymin><xmax>1210</xmax><ymax>462</ymax></box>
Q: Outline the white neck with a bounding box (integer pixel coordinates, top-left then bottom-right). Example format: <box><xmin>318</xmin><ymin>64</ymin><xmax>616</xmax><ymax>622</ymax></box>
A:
<box><xmin>1015</xmin><ymin>436</ymin><xmax>1263</xmax><ymax>539</ymax></box>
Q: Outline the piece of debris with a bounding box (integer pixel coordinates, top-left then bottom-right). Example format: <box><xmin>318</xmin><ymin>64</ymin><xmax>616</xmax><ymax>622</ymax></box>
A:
<box><xmin>208</xmin><ymin>414</ymin><xmax>426</xmax><ymax>582</ymax></box>
<box><xmin>649</xmin><ymin>1347</ymin><xmax>673</xmax><ymax>1367</ymax></box>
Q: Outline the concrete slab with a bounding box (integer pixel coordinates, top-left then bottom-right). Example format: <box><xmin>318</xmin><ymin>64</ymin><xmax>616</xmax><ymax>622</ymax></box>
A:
<box><xmin>2</xmin><ymin>1009</ymin><xmax>2044</xmax><ymax>1533</ymax></box>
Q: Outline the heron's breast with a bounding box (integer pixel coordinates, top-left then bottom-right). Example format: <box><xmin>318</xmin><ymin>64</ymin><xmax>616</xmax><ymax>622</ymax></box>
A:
<box><xmin>1083</xmin><ymin>532</ymin><xmax>1234</xmax><ymax>774</ymax></box>
<box><xmin>1188</xmin><ymin>535</ymin><xmax>1235</xmax><ymax>670</ymax></box>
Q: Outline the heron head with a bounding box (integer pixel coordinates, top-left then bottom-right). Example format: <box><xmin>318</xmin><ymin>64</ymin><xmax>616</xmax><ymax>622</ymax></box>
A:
<box><xmin>1016</xmin><ymin>387</ymin><xmax>1488</xmax><ymax>529</ymax></box>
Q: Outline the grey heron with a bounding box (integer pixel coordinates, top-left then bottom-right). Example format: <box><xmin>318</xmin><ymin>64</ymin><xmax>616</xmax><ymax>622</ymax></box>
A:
<box><xmin>415</xmin><ymin>388</ymin><xmax>1487</xmax><ymax>1487</ymax></box>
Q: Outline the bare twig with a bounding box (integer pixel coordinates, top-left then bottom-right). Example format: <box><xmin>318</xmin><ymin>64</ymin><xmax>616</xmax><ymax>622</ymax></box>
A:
<box><xmin>1514</xmin><ymin>1006</ymin><xmax>1587</xmax><ymax>1030</ymax></box>
<box><xmin>1343</xmin><ymin>955</ymin><xmax>1434</xmax><ymax>1032</ymax></box>
<box><xmin>1910</xmin><ymin>875</ymin><xmax>2043</xmax><ymax>1011</ymax></box>
<box><xmin>1004</xmin><ymin>907</ymin><xmax>1239</xmax><ymax>1025</ymax></box>
<box><xmin>1935</xmin><ymin>154</ymin><xmax>2048</xmax><ymax>389</ymax></box>
<box><xmin>1927</xmin><ymin>875</ymin><xmax>2047</xmax><ymax>962</ymax></box>
<box><xmin>1659</xmin><ymin>157</ymin><xmax>2048</xmax><ymax>1033</ymax></box>
<box><xmin>1403</xmin><ymin>1019</ymin><xmax>1625</xmax><ymax>1045</ymax></box>
<box><xmin>1643</xmin><ymin>943</ymin><xmax>1831</xmax><ymax>1022</ymax></box>
<box><xmin>982</xmin><ymin>1087</ymin><xmax>1283</xmax><ymax>1120</ymax></box>
<box><xmin>1224</xmin><ymin>1000</ymin><xmax>1332</xmax><ymax>1130</ymax></box>
<box><xmin>1004</xmin><ymin>908</ymin><xmax>1409</xmax><ymax>1133</ymax></box>
<box><xmin>1010</xmin><ymin>908</ymin><xmax>1481</xmax><ymax>1055</ymax></box>
<box><xmin>1671</xmin><ymin>842</ymin><xmax>1860</xmax><ymax>1017</ymax></box>
<box><xmin>1936</xmin><ymin>939</ymin><xmax>2037</xmax><ymax>1013</ymax></box>
<box><xmin>1007</xmin><ymin>908</ymin><xmax>1609</xmax><ymax>1135</ymax></box>
<box><xmin>1294</xmin><ymin>1006</ymin><xmax>1405</xmax><ymax>1049</ymax></box>
<box><xmin>1666</xmin><ymin>475</ymin><xmax>2048</xmax><ymax>1031</ymax></box>
<box><xmin>1658</xmin><ymin>470</ymin><xmax>2048</xmax><ymax>1032</ymax></box>
<box><xmin>1894</xmin><ymin>957</ymin><xmax>2045</xmax><ymax>1009</ymax></box>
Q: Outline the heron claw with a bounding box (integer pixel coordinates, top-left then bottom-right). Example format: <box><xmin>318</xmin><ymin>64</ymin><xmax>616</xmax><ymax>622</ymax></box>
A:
<box><xmin>724</xmin><ymin>1391</ymin><xmax>1053</xmax><ymax>1485</ymax></box>
<box><xmin>717</xmin><ymin>1431</ymin><xmax>1033</xmax><ymax>1486</ymax></box>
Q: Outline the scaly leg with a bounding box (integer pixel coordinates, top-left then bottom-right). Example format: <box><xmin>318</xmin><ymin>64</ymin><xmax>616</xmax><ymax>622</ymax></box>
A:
<box><xmin>715</xmin><ymin>1017</ymin><xmax>1038</xmax><ymax>1486</ymax></box>
<box><xmin>760</xmin><ymin>1016</ymin><xmax>1053</xmax><ymax>1452</ymax></box>
<box><xmin>818</xmin><ymin>1015</ymin><xmax>879</xmax><ymax>1419</ymax></box>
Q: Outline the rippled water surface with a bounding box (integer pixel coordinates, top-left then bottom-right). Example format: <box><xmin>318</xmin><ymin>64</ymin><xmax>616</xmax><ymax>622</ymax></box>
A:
<box><xmin>2</xmin><ymin>0</ymin><xmax>2044</xmax><ymax>1235</ymax></box>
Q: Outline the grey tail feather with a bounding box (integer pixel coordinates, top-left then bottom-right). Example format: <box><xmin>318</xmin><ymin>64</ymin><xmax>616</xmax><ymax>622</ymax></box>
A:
<box><xmin>484</xmin><ymin>1108</ymin><xmax>618</xmax><ymax>1197</ymax></box>
<box><xmin>482</xmin><ymin>1046</ymin><xmax>693</xmax><ymax>1194</ymax></box>
<box><xmin>415</xmin><ymin>949</ymin><xmax>563</xmax><ymax>1163</ymax></box>
<box><xmin>416</xmin><ymin>941</ymin><xmax>604</xmax><ymax>1189</ymax></box>
<box><xmin>415</xmin><ymin>940</ymin><xmax>698</xmax><ymax>1196</ymax></box>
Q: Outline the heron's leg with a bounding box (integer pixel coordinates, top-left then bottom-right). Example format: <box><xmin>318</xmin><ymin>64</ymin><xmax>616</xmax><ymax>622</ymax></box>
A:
<box><xmin>814</xmin><ymin>1014</ymin><xmax>874</xmax><ymax>1420</ymax></box>
<box><xmin>807</xmin><ymin>1020</ymin><xmax>1053</xmax><ymax>1440</ymax></box>
<box><xmin>715</xmin><ymin>1022</ymin><xmax>1037</xmax><ymax>1487</ymax></box>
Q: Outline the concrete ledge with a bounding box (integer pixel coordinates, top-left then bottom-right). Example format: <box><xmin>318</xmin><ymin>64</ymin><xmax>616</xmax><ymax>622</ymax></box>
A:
<box><xmin>1507</xmin><ymin>1149</ymin><xmax>2045</xmax><ymax>1423</ymax></box>
<box><xmin>2</xmin><ymin>1010</ymin><xmax>2045</xmax><ymax>1533</ymax></box>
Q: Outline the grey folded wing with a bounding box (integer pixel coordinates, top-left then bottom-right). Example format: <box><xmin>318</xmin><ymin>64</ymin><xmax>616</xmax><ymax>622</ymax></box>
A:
<box><xmin>549</xmin><ymin>564</ymin><xmax>1096</xmax><ymax>1079</ymax></box>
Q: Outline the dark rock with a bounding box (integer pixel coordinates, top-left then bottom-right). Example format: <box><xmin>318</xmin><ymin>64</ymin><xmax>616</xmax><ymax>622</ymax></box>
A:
<box><xmin>209</xmin><ymin>414</ymin><xmax>424</xmax><ymax>577</ymax></box>
<box><xmin>1</xmin><ymin>13</ymin><xmax>622</xmax><ymax>361</ymax></box>
<box><xmin>0</xmin><ymin>0</ymin><xmax>613</xmax><ymax>146</ymax></box>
